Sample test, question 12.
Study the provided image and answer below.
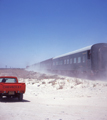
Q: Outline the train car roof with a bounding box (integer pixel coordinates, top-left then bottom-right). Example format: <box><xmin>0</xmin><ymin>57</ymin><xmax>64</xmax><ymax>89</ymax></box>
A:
<box><xmin>40</xmin><ymin>58</ymin><xmax>53</xmax><ymax>63</ymax></box>
<box><xmin>53</xmin><ymin>45</ymin><xmax>92</xmax><ymax>59</ymax></box>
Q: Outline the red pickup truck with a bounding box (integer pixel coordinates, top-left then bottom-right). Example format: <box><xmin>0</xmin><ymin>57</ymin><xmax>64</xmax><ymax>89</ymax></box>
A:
<box><xmin>0</xmin><ymin>76</ymin><xmax>26</xmax><ymax>101</ymax></box>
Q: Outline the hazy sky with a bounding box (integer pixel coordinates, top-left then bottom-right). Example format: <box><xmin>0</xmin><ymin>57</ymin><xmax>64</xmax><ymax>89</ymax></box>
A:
<box><xmin>0</xmin><ymin>0</ymin><xmax>107</xmax><ymax>68</ymax></box>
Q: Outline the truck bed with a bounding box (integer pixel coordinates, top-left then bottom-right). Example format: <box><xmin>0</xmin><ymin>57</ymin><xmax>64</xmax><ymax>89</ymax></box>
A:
<box><xmin>0</xmin><ymin>76</ymin><xmax>26</xmax><ymax>101</ymax></box>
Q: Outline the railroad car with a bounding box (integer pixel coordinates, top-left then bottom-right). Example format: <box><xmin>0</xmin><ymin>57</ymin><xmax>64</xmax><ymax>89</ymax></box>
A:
<box><xmin>27</xmin><ymin>43</ymin><xmax>107</xmax><ymax>79</ymax></box>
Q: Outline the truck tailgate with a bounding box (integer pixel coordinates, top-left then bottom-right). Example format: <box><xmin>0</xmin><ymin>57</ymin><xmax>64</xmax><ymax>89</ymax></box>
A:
<box><xmin>0</xmin><ymin>83</ymin><xmax>25</xmax><ymax>93</ymax></box>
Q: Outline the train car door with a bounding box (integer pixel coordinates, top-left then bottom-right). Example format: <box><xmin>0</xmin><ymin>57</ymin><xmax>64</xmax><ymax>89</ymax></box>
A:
<box><xmin>98</xmin><ymin>46</ymin><xmax>107</xmax><ymax>71</ymax></box>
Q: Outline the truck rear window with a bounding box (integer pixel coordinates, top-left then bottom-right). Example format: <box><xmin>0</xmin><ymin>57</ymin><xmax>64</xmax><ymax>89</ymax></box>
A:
<box><xmin>0</xmin><ymin>78</ymin><xmax>16</xmax><ymax>83</ymax></box>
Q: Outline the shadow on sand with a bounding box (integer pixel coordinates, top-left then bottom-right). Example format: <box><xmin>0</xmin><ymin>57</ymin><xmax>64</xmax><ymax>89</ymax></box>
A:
<box><xmin>0</xmin><ymin>97</ymin><xmax>30</xmax><ymax>103</ymax></box>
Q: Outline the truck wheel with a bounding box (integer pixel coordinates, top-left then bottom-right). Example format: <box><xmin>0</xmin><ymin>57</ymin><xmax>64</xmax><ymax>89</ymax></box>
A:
<box><xmin>18</xmin><ymin>93</ymin><xmax>23</xmax><ymax>101</ymax></box>
<box><xmin>0</xmin><ymin>94</ymin><xmax>2</xmax><ymax>99</ymax></box>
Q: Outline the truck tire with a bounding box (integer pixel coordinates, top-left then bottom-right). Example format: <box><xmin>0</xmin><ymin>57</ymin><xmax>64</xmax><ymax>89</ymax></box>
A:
<box><xmin>18</xmin><ymin>93</ymin><xmax>23</xmax><ymax>101</ymax></box>
<box><xmin>0</xmin><ymin>94</ymin><xmax>2</xmax><ymax>99</ymax></box>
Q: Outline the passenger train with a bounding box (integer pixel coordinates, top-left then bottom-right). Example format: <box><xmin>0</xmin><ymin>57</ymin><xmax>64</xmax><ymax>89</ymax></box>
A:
<box><xmin>27</xmin><ymin>43</ymin><xmax>107</xmax><ymax>79</ymax></box>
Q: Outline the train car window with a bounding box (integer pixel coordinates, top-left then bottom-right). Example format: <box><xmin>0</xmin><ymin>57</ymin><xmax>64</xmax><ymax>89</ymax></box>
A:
<box><xmin>78</xmin><ymin>57</ymin><xmax>81</xmax><ymax>63</ymax></box>
<box><xmin>67</xmin><ymin>59</ymin><xmax>69</xmax><ymax>64</ymax></box>
<box><xmin>60</xmin><ymin>61</ymin><xmax>63</xmax><ymax>65</ymax></box>
<box><xmin>64</xmin><ymin>60</ymin><xmax>66</xmax><ymax>64</ymax></box>
<box><xmin>56</xmin><ymin>61</ymin><xmax>58</xmax><ymax>65</ymax></box>
<box><xmin>53</xmin><ymin>62</ymin><xmax>55</xmax><ymax>66</ymax></box>
<box><xmin>83</xmin><ymin>56</ymin><xmax>85</xmax><ymax>63</ymax></box>
<box><xmin>74</xmin><ymin>58</ymin><xmax>76</xmax><ymax>63</ymax></box>
<box><xmin>70</xmin><ymin>58</ymin><xmax>72</xmax><ymax>64</ymax></box>
<box><xmin>59</xmin><ymin>61</ymin><xmax>61</xmax><ymax>65</ymax></box>
<box><xmin>87</xmin><ymin>50</ymin><xmax>91</xmax><ymax>59</ymax></box>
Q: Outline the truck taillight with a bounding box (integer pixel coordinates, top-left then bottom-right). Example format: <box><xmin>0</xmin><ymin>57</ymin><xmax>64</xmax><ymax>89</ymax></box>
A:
<box><xmin>20</xmin><ymin>91</ymin><xmax>24</xmax><ymax>93</ymax></box>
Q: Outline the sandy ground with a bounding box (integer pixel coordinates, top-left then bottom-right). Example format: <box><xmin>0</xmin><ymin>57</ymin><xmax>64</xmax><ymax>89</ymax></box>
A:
<box><xmin>0</xmin><ymin>69</ymin><xmax>107</xmax><ymax>120</ymax></box>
